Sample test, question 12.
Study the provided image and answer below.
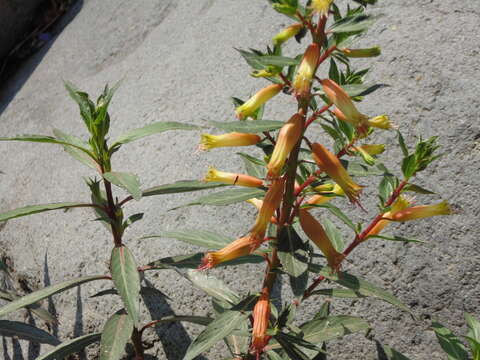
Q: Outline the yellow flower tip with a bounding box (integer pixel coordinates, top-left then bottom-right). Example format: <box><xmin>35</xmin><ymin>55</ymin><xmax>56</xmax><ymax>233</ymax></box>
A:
<box><xmin>391</xmin><ymin>200</ymin><xmax>453</xmax><ymax>222</ymax></box>
<box><xmin>235</xmin><ymin>84</ymin><xmax>283</xmax><ymax>120</ymax></box>
<box><xmin>247</xmin><ymin>198</ymin><xmax>263</xmax><ymax>210</ymax></box>
<box><xmin>306</xmin><ymin>194</ymin><xmax>332</xmax><ymax>207</ymax></box>
<box><xmin>199</xmin><ymin>132</ymin><xmax>261</xmax><ymax>151</ymax></box>
<box><xmin>267</xmin><ymin>113</ymin><xmax>304</xmax><ymax>178</ymax></box>
<box><xmin>299</xmin><ymin>209</ymin><xmax>344</xmax><ymax>270</ymax></box>
<box><xmin>311</xmin><ymin>143</ymin><xmax>363</xmax><ymax>204</ymax></box>
<box><xmin>251</xmin><ymin>288</ymin><xmax>271</xmax><ymax>353</ymax></box>
<box><xmin>342</xmin><ymin>46</ymin><xmax>381</xmax><ymax>58</ymax></box>
<box><xmin>367</xmin><ymin>115</ymin><xmax>397</xmax><ymax>130</ymax></box>
<box><xmin>251</xmin><ymin>69</ymin><xmax>277</xmax><ymax>78</ymax></box>
<box><xmin>322</xmin><ymin>80</ymin><xmax>368</xmax><ymax>126</ymax></box>
<box><xmin>311</xmin><ymin>0</ymin><xmax>334</xmax><ymax>16</ymax></box>
<box><xmin>198</xmin><ymin>236</ymin><xmax>253</xmax><ymax>270</ymax></box>
<box><xmin>272</xmin><ymin>23</ymin><xmax>304</xmax><ymax>46</ymax></box>
<box><xmin>292</xmin><ymin>43</ymin><xmax>321</xmax><ymax>98</ymax></box>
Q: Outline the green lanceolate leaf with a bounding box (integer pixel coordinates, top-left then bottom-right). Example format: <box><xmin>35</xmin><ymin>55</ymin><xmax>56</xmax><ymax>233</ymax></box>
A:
<box><xmin>401</xmin><ymin>154</ymin><xmax>417</xmax><ymax>179</ymax></box>
<box><xmin>321</xmin><ymin>270</ymin><xmax>413</xmax><ymax>315</ymax></box>
<box><xmin>322</xmin><ymin>218</ymin><xmax>345</xmax><ymax>252</ymax></box>
<box><xmin>0</xmin><ymin>320</ymin><xmax>60</xmax><ymax>345</ymax></box>
<box><xmin>99</xmin><ymin>310</ymin><xmax>134</xmax><ymax>360</ymax></box>
<box><xmin>177</xmin><ymin>188</ymin><xmax>265</xmax><ymax>208</ymax></box>
<box><xmin>237</xmin><ymin>152</ymin><xmax>267</xmax><ymax>178</ymax></box>
<box><xmin>402</xmin><ymin>183</ymin><xmax>435</xmax><ymax>195</ymax></box>
<box><xmin>269</xmin><ymin>316</ymin><xmax>369</xmax><ymax>351</ymax></box>
<box><xmin>278</xmin><ymin>226</ymin><xmax>309</xmax><ymax>277</ymax></box>
<box><xmin>310</xmin><ymin>288</ymin><xmax>365</xmax><ymax>298</ymax></box>
<box><xmin>37</xmin><ymin>333</ymin><xmax>102</xmax><ymax>360</ymax></box>
<box><xmin>184</xmin><ymin>309</ymin><xmax>250</xmax><ymax>360</ymax></box>
<box><xmin>0</xmin><ymin>202</ymin><xmax>91</xmax><ymax>222</ymax></box>
<box><xmin>52</xmin><ymin>129</ymin><xmax>98</xmax><ymax>169</ymax></box>
<box><xmin>0</xmin><ymin>290</ymin><xmax>56</xmax><ymax>324</ymax></box>
<box><xmin>310</xmin><ymin>203</ymin><xmax>356</xmax><ymax>231</ymax></box>
<box><xmin>368</xmin><ymin>234</ymin><xmax>424</xmax><ymax>244</ymax></box>
<box><xmin>146</xmin><ymin>252</ymin><xmax>263</xmax><ymax>270</ymax></box>
<box><xmin>186</xmin><ymin>269</ymin><xmax>239</xmax><ymax>306</ymax></box>
<box><xmin>111</xmin><ymin>121</ymin><xmax>199</xmax><ymax>147</ymax></box>
<box><xmin>103</xmin><ymin>172</ymin><xmax>142</xmax><ymax>201</ymax></box>
<box><xmin>141</xmin><ymin>180</ymin><xmax>227</xmax><ymax>197</ymax></box>
<box><xmin>110</xmin><ymin>246</ymin><xmax>141</xmax><ymax>325</ymax></box>
<box><xmin>397</xmin><ymin>131</ymin><xmax>409</xmax><ymax>157</ymax></box>
<box><xmin>465</xmin><ymin>313</ymin><xmax>480</xmax><ymax>358</ymax></box>
<box><xmin>432</xmin><ymin>322</ymin><xmax>469</xmax><ymax>360</ymax></box>
<box><xmin>209</xmin><ymin>120</ymin><xmax>284</xmax><ymax>133</ymax></box>
<box><xmin>379</xmin><ymin>344</ymin><xmax>412</xmax><ymax>360</ymax></box>
<box><xmin>0</xmin><ymin>275</ymin><xmax>108</xmax><ymax>317</ymax></box>
<box><xmin>142</xmin><ymin>229</ymin><xmax>231</xmax><ymax>249</ymax></box>
<box><xmin>329</xmin><ymin>14</ymin><xmax>376</xmax><ymax>33</ymax></box>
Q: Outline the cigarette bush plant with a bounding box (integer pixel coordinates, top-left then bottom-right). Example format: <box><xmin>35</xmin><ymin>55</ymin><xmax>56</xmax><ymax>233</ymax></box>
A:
<box><xmin>0</xmin><ymin>0</ymin><xmax>476</xmax><ymax>359</ymax></box>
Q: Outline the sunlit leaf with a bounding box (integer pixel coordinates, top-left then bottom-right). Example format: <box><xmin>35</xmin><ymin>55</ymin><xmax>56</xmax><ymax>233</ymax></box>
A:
<box><xmin>99</xmin><ymin>310</ymin><xmax>134</xmax><ymax>360</ymax></box>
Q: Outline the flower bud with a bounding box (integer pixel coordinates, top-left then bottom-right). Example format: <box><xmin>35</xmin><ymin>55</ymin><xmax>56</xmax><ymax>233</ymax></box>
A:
<box><xmin>235</xmin><ymin>84</ymin><xmax>283</xmax><ymax>120</ymax></box>
<box><xmin>292</xmin><ymin>43</ymin><xmax>321</xmax><ymax>98</ymax></box>
<box><xmin>311</xmin><ymin>143</ymin><xmax>362</xmax><ymax>203</ymax></box>
<box><xmin>322</xmin><ymin>79</ymin><xmax>368</xmax><ymax>126</ymax></box>
<box><xmin>299</xmin><ymin>209</ymin><xmax>344</xmax><ymax>270</ymax></box>
<box><xmin>364</xmin><ymin>196</ymin><xmax>411</xmax><ymax>240</ymax></box>
<box><xmin>251</xmin><ymin>288</ymin><xmax>271</xmax><ymax>353</ymax></box>
<box><xmin>267</xmin><ymin>114</ymin><xmax>304</xmax><ymax>178</ymax></box>
<box><xmin>305</xmin><ymin>183</ymin><xmax>344</xmax><ymax>207</ymax></box>
<box><xmin>204</xmin><ymin>167</ymin><xmax>264</xmax><ymax>188</ymax></box>
<box><xmin>250</xmin><ymin>178</ymin><xmax>285</xmax><ymax>246</ymax></box>
<box><xmin>311</xmin><ymin>0</ymin><xmax>334</xmax><ymax>16</ymax></box>
<box><xmin>272</xmin><ymin>23</ymin><xmax>304</xmax><ymax>46</ymax></box>
<box><xmin>367</xmin><ymin>115</ymin><xmax>395</xmax><ymax>130</ymax></box>
<box><xmin>357</xmin><ymin>144</ymin><xmax>386</xmax><ymax>156</ymax></box>
<box><xmin>199</xmin><ymin>236</ymin><xmax>253</xmax><ymax>269</ymax></box>
<box><xmin>390</xmin><ymin>200</ymin><xmax>452</xmax><ymax>222</ymax></box>
<box><xmin>199</xmin><ymin>132</ymin><xmax>261</xmax><ymax>151</ymax></box>
<box><xmin>341</xmin><ymin>47</ymin><xmax>381</xmax><ymax>58</ymax></box>
<box><xmin>251</xmin><ymin>68</ymin><xmax>280</xmax><ymax>78</ymax></box>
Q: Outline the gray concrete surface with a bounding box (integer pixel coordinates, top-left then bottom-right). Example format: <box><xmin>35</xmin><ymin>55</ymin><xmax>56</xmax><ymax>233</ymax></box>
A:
<box><xmin>0</xmin><ymin>0</ymin><xmax>479</xmax><ymax>359</ymax></box>
<box><xmin>0</xmin><ymin>0</ymin><xmax>44</xmax><ymax>59</ymax></box>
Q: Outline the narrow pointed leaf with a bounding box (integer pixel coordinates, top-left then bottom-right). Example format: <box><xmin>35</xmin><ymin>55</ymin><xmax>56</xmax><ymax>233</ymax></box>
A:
<box><xmin>329</xmin><ymin>14</ymin><xmax>376</xmax><ymax>33</ymax></box>
<box><xmin>0</xmin><ymin>320</ymin><xmax>60</xmax><ymax>345</ymax></box>
<box><xmin>0</xmin><ymin>290</ymin><xmax>56</xmax><ymax>323</ymax></box>
<box><xmin>311</xmin><ymin>203</ymin><xmax>356</xmax><ymax>231</ymax></box>
<box><xmin>184</xmin><ymin>310</ymin><xmax>249</xmax><ymax>360</ymax></box>
<box><xmin>0</xmin><ymin>202</ymin><xmax>92</xmax><ymax>222</ymax></box>
<box><xmin>52</xmin><ymin>129</ymin><xmax>98</xmax><ymax>169</ymax></box>
<box><xmin>186</xmin><ymin>270</ymin><xmax>239</xmax><ymax>306</ymax></box>
<box><xmin>310</xmin><ymin>288</ymin><xmax>365</xmax><ymax>298</ymax></box>
<box><xmin>110</xmin><ymin>246</ymin><xmax>141</xmax><ymax>325</ymax></box>
<box><xmin>322</xmin><ymin>218</ymin><xmax>345</xmax><ymax>252</ymax></box>
<box><xmin>142</xmin><ymin>229</ymin><xmax>231</xmax><ymax>249</ymax></box>
<box><xmin>402</xmin><ymin>183</ymin><xmax>435</xmax><ymax>195</ymax></box>
<box><xmin>368</xmin><ymin>234</ymin><xmax>424</xmax><ymax>244</ymax></box>
<box><xmin>208</xmin><ymin>120</ymin><xmax>284</xmax><ymax>133</ymax></box>
<box><xmin>146</xmin><ymin>252</ymin><xmax>263</xmax><ymax>270</ymax></box>
<box><xmin>277</xmin><ymin>226</ymin><xmax>309</xmax><ymax>277</ymax></box>
<box><xmin>142</xmin><ymin>180</ymin><xmax>227</xmax><ymax>197</ymax></box>
<box><xmin>37</xmin><ymin>333</ymin><xmax>101</xmax><ymax>360</ymax></box>
<box><xmin>178</xmin><ymin>188</ymin><xmax>265</xmax><ymax>208</ymax></box>
<box><xmin>112</xmin><ymin>121</ymin><xmax>199</xmax><ymax>147</ymax></box>
<box><xmin>237</xmin><ymin>152</ymin><xmax>267</xmax><ymax>178</ymax></box>
<box><xmin>380</xmin><ymin>344</ymin><xmax>412</xmax><ymax>360</ymax></box>
<box><xmin>104</xmin><ymin>172</ymin><xmax>142</xmax><ymax>201</ymax></box>
<box><xmin>321</xmin><ymin>270</ymin><xmax>413</xmax><ymax>315</ymax></box>
<box><xmin>432</xmin><ymin>322</ymin><xmax>469</xmax><ymax>360</ymax></box>
<box><xmin>99</xmin><ymin>311</ymin><xmax>134</xmax><ymax>360</ymax></box>
<box><xmin>0</xmin><ymin>275</ymin><xmax>108</xmax><ymax>317</ymax></box>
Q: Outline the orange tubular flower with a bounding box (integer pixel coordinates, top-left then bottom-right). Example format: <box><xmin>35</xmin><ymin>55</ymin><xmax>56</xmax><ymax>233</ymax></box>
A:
<box><xmin>311</xmin><ymin>0</ymin><xmax>334</xmax><ymax>16</ymax></box>
<box><xmin>390</xmin><ymin>200</ymin><xmax>452</xmax><ymax>222</ymax></box>
<box><xmin>251</xmin><ymin>288</ymin><xmax>271</xmax><ymax>353</ymax></box>
<box><xmin>299</xmin><ymin>209</ymin><xmax>344</xmax><ymax>270</ymax></box>
<box><xmin>246</xmin><ymin>198</ymin><xmax>278</xmax><ymax>224</ymax></box>
<box><xmin>364</xmin><ymin>196</ymin><xmax>411</xmax><ymax>240</ymax></box>
<box><xmin>204</xmin><ymin>167</ymin><xmax>263</xmax><ymax>188</ymax></box>
<box><xmin>272</xmin><ymin>23</ymin><xmax>304</xmax><ymax>46</ymax></box>
<box><xmin>311</xmin><ymin>143</ymin><xmax>362</xmax><ymax>203</ymax></box>
<box><xmin>267</xmin><ymin>114</ymin><xmax>304</xmax><ymax>178</ymax></box>
<box><xmin>199</xmin><ymin>236</ymin><xmax>253</xmax><ymax>270</ymax></box>
<box><xmin>199</xmin><ymin>132</ymin><xmax>261</xmax><ymax>151</ymax></box>
<box><xmin>292</xmin><ymin>43</ymin><xmax>321</xmax><ymax>98</ymax></box>
<box><xmin>236</xmin><ymin>84</ymin><xmax>283</xmax><ymax>120</ymax></box>
<box><xmin>250</xmin><ymin>178</ymin><xmax>285</xmax><ymax>246</ymax></box>
<box><xmin>322</xmin><ymin>79</ymin><xmax>368</xmax><ymax>126</ymax></box>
